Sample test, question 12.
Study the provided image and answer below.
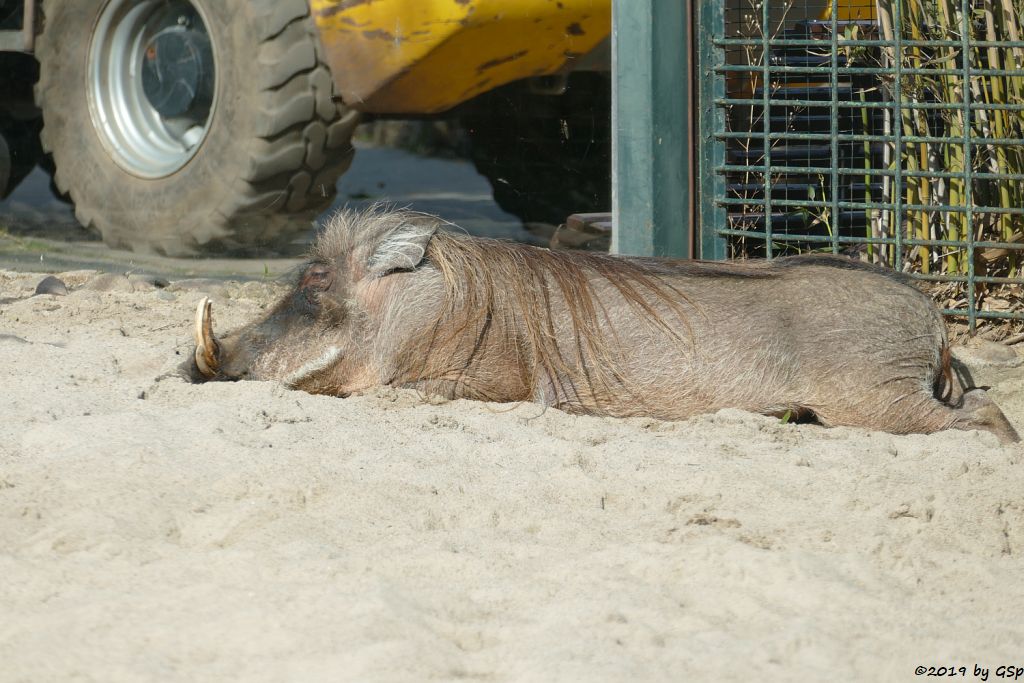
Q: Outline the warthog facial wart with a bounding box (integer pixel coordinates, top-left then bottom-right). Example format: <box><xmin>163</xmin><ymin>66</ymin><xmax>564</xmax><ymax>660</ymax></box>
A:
<box><xmin>186</xmin><ymin>206</ymin><xmax>1019</xmax><ymax>444</ymax></box>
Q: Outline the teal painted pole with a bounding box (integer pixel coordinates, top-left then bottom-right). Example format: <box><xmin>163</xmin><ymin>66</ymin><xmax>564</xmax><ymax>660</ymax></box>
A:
<box><xmin>697</xmin><ymin>0</ymin><xmax>727</xmax><ymax>260</ymax></box>
<box><xmin>611</xmin><ymin>0</ymin><xmax>692</xmax><ymax>258</ymax></box>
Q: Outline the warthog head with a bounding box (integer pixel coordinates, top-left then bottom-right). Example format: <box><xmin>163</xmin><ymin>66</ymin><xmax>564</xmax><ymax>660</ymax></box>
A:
<box><xmin>191</xmin><ymin>209</ymin><xmax>445</xmax><ymax>396</ymax></box>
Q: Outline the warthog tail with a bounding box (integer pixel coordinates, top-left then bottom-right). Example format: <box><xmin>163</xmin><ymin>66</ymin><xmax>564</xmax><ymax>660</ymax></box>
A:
<box><xmin>934</xmin><ymin>342</ymin><xmax>958</xmax><ymax>405</ymax></box>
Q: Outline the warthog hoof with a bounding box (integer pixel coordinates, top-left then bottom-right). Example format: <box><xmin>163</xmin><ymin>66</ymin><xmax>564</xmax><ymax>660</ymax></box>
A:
<box><xmin>959</xmin><ymin>389</ymin><xmax>1020</xmax><ymax>444</ymax></box>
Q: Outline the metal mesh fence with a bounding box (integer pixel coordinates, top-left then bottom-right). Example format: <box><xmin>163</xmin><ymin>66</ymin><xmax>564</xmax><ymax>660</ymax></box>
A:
<box><xmin>699</xmin><ymin>0</ymin><xmax>1024</xmax><ymax>331</ymax></box>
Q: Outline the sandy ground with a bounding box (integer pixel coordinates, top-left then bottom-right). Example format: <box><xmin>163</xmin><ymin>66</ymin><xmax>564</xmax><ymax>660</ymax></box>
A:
<box><xmin>2</xmin><ymin>268</ymin><xmax>1024</xmax><ymax>682</ymax></box>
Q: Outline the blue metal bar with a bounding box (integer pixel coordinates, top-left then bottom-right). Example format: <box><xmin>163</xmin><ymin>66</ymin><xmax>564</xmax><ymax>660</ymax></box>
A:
<box><xmin>714</xmin><ymin>229</ymin><xmax>1024</xmax><ymax>253</ymax></box>
<box><xmin>611</xmin><ymin>0</ymin><xmax>690</xmax><ymax>258</ymax></box>
<box><xmin>718</xmin><ymin>163</ymin><xmax>1024</xmax><ymax>182</ymax></box>
<box><xmin>697</xmin><ymin>0</ymin><xmax>727</xmax><ymax>260</ymax></box>
<box><xmin>961</xmin><ymin>0</ymin><xmax>977</xmax><ymax>331</ymax></box>
<box><xmin>718</xmin><ymin>196</ymin><xmax>1024</xmax><ymax>216</ymax></box>
<box><xmin>829</xmin><ymin>0</ymin><xmax>839</xmax><ymax>255</ymax></box>
<box><xmin>715</xmin><ymin>38</ymin><xmax>1024</xmax><ymax>49</ymax></box>
<box><xmin>718</xmin><ymin>97</ymin><xmax>1024</xmax><ymax>111</ymax></box>
<box><xmin>762</xmin><ymin>0</ymin><xmax>773</xmax><ymax>258</ymax></box>
<box><xmin>717</xmin><ymin>130</ymin><xmax>1024</xmax><ymax>146</ymax></box>
<box><xmin>717</xmin><ymin>64</ymin><xmax>1024</xmax><ymax>78</ymax></box>
<box><xmin>942</xmin><ymin>310</ymin><xmax>1024</xmax><ymax>322</ymax></box>
<box><xmin>893</xmin><ymin>0</ymin><xmax>904</xmax><ymax>271</ymax></box>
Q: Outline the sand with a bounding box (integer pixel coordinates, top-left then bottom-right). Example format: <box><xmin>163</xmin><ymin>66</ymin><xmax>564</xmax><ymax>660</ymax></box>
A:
<box><xmin>1</xmin><ymin>268</ymin><xmax>1023</xmax><ymax>682</ymax></box>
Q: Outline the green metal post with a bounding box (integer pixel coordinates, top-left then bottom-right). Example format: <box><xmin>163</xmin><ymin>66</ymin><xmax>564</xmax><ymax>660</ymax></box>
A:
<box><xmin>611</xmin><ymin>0</ymin><xmax>692</xmax><ymax>258</ymax></box>
<box><xmin>697</xmin><ymin>1</ymin><xmax>727</xmax><ymax>260</ymax></box>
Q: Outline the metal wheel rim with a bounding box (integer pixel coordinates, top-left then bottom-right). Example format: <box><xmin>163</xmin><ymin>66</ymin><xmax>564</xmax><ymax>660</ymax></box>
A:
<box><xmin>88</xmin><ymin>0</ymin><xmax>217</xmax><ymax>179</ymax></box>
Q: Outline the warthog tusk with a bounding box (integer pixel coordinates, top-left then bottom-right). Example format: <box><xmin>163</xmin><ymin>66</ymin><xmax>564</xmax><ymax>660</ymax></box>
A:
<box><xmin>193</xmin><ymin>297</ymin><xmax>220</xmax><ymax>378</ymax></box>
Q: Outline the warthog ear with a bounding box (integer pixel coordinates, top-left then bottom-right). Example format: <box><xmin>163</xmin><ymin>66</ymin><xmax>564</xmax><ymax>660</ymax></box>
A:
<box><xmin>366</xmin><ymin>221</ymin><xmax>438</xmax><ymax>276</ymax></box>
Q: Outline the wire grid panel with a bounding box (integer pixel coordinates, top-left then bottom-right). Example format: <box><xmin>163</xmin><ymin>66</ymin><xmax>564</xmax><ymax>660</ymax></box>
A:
<box><xmin>698</xmin><ymin>0</ymin><xmax>1024</xmax><ymax>329</ymax></box>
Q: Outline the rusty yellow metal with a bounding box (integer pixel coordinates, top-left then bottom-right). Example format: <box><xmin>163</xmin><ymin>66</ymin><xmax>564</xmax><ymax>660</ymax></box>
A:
<box><xmin>309</xmin><ymin>0</ymin><xmax>610</xmax><ymax>114</ymax></box>
<box><xmin>821</xmin><ymin>0</ymin><xmax>876</xmax><ymax>21</ymax></box>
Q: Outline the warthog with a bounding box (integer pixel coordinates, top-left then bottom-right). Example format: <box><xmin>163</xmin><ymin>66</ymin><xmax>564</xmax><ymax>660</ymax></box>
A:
<box><xmin>189</xmin><ymin>207</ymin><xmax>1018</xmax><ymax>443</ymax></box>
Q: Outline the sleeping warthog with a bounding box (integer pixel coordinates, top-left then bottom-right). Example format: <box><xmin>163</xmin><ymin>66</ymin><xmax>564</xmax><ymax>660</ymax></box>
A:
<box><xmin>189</xmin><ymin>208</ymin><xmax>1018</xmax><ymax>443</ymax></box>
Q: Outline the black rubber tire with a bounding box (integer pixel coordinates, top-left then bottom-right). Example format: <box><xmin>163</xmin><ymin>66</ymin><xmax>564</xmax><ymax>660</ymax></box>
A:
<box><xmin>35</xmin><ymin>0</ymin><xmax>359</xmax><ymax>255</ymax></box>
<box><xmin>461</xmin><ymin>73</ymin><xmax>611</xmax><ymax>228</ymax></box>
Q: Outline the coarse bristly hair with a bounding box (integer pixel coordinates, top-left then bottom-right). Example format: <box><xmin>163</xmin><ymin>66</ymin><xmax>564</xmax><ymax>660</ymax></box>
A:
<box><xmin>313</xmin><ymin>206</ymin><xmax>701</xmax><ymax>412</ymax></box>
<box><xmin>309</xmin><ymin>207</ymin><xmax>915</xmax><ymax>414</ymax></box>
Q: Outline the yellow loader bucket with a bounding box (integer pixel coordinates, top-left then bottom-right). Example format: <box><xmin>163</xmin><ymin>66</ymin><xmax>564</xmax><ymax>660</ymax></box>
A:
<box><xmin>310</xmin><ymin>0</ymin><xmax>611</xmax><ymax>114</ymax></box>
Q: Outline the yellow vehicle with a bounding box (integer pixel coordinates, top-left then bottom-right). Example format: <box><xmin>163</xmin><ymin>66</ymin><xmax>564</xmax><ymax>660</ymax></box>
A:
<box><xmin>0</xmin><ymin>0</ymin><xmax>610</xmax><ymax>254</ymax></box>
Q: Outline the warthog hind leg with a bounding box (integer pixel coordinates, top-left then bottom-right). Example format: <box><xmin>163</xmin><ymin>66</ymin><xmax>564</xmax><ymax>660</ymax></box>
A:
<box><xmin>812</xmin><ymin>386</ymin><xmax>1019</xmax><ymax>444</ymax></box>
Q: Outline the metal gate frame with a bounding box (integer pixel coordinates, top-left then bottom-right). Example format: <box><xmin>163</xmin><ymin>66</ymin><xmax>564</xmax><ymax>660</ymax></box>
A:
<box><xmin>695</xmin><ymin>0</ymin><xmax>1024</xmax><ymax>331</ymax></box>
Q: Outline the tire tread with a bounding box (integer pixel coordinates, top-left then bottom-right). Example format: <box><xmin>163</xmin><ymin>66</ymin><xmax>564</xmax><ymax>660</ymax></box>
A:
<box><xmin>35</xmin><ymin>0</ymin><xmax>358</xmax><ymax>255</ymax></box>
<box><xmin>237</xmin><ymin>0</ymin><xmax>357</xmax><ymax>246</ymax></box>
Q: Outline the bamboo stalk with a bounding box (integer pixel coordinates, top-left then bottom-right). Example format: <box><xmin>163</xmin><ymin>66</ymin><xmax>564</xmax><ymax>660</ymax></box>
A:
<box><xmin>859</xmin><ymin>83</ymin><xmax>879</xmax><ymax>262</ymax></box>
<box><xmin>982</xmin><ymin>0</ymin><xmax>1013</xmax><ymax>243</ymax></box>
<box><xmin>938</xmin><ymin>0</ymin><xmax>968</xmax><ymax>274</ymax></box>
<box><xmin>997</xmin><ymin>0</ymin><xmax>1024</xmax><ymax>275</ymax></box>
<box><xmin>875</xmin><ymin>0</ymin><xmax>897</xmax><ymax>265</ymax></box>
<box><xmin>875</xmin><ymin>0</ymin><xmax>1024</xmax><ymax>295</ymax></box>
<box><xmin>901</xmin><ymin>0</ymin><xmax>931</xmax><ymax>272</ymax></box>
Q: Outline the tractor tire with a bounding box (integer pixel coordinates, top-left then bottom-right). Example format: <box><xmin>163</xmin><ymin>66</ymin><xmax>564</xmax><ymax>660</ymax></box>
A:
<box><xmin>35</xmin><ymin>0</ymin><xmax>358</xmax><ymax>255</ymax></box>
